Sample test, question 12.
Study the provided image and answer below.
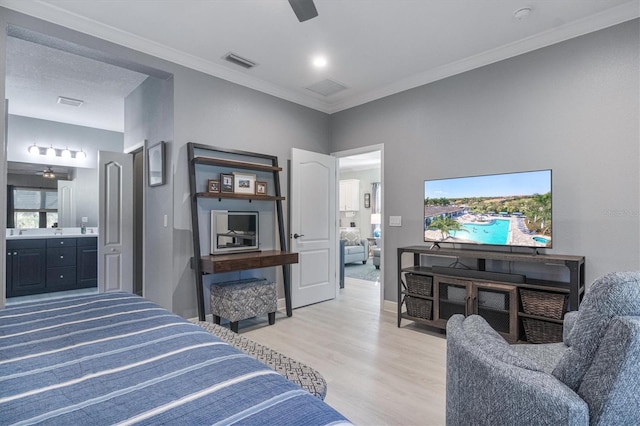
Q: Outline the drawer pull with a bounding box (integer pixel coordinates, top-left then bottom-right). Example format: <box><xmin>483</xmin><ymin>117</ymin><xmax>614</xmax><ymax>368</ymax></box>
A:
<box><xmin>60</xmin><ymin>241</ymin><xmax>64</xmax><ymax>245</ymax></box>
<box><xmin>60</xmin><ymin>255</ymin><xmax>64</xmax><ymax>259</ymax></box>
<box><xmin>60</xmin><ymin>275</ymin><xmax>64</xmax><ymax>279</ymax></box>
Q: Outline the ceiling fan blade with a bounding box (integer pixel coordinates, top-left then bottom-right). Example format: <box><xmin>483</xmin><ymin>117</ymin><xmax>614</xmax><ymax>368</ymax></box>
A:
<box><xmin>288</xmin><ymin>0</ymin><xmax>318</xmax><ymax>22</ymax></box>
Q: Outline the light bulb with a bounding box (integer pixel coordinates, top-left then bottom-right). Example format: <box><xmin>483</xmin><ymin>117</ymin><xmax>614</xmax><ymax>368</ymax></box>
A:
<box><xmin>28</xmin><ymin>144</ymin><xmax>40</xmax><ymax>155</ymax></box>
<box><xmin>61</xmin><ymin>147</ymin><xmax>72</xmax><ymax>159</ymax></box>
<box><xmin>76</xmin><ymin>149</ymin><xmax>87</xmax><ymax>160</ymax></box>
<box><xmin>46</xmin><ymin>145</ymin><xmax>56</xmax><ymax>157</ymax></box>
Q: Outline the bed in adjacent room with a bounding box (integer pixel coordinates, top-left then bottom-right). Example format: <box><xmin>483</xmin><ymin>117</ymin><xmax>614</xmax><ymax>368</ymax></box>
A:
<box><xmin>0</xmin><ymin>292</ymin><xmax>351</xmax><ymax>425</ymax></box>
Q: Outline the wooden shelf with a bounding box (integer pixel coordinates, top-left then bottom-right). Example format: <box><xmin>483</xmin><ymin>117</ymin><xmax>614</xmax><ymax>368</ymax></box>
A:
<box><xmin>200</xmin><ymin>250</ymin><xmax>298</xmax><ymax>274</ymax></box>
<box><xmin>188</xmin><ymin>143</ymin><xmax>293</xmax><ymax>321</ymax></box>
<box><xmin>195</xmin><ymin>192</ymin><xmax>285</xmax><ymax>201</ymax></box>
<box><xmin>518</xmin><ymin>312</ymin><xmax>564</xmax><ymax>324</ymax></box>
<box><xmin>193</xmin><ymin>156</ymin><xmax>282</xmax><ymax>172</ymax></box>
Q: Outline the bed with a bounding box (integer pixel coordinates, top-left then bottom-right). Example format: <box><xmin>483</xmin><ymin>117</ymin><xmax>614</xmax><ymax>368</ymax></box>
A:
<box><xmin>0</xmin><ymin>292</ymin><xmax>351</xmax><ymax>425</ymax></box>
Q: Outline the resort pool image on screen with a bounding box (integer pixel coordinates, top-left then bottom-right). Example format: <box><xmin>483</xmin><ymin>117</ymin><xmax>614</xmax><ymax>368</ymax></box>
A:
<box><xmin>449</xmin><ymin>219</ymin><xmax>510</xmax><ymax>245</ymax></box>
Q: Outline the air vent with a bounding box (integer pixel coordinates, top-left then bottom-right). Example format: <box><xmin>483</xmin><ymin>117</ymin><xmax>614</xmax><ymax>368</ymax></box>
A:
<box><xmin>306</xmin><ymin>79</ymin><xmax>348</xmax><ymax>97</ymax></box>
<box><xmin>57</xmin><ymin>96</ymin><xmax>84</xmax><ymax>107</ymax></box>
<box><xmin>223</xmin><ymin>52</ymin><xmax>258</xmax><ymax>69</ymax></box>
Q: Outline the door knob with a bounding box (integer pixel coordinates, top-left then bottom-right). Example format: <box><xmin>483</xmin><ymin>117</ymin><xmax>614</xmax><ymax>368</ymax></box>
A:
<box><xmin>293</xmin><ymin>233</ymin><xmax>304</xmax><ymax>239</ymax></box>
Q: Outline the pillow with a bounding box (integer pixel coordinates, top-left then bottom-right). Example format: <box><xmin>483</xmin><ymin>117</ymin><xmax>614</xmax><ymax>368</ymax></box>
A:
<box><xmin>340</xmin><ymin>229</ymin><xmax>361</xmax><ymax>246</ymax></box>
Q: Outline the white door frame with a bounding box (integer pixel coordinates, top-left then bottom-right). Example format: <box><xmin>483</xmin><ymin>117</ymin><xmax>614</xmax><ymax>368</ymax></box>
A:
<box><xmin>331</xmin><ymin>144</ymin><xmax>385</xmax><ymax>307</ymax></box>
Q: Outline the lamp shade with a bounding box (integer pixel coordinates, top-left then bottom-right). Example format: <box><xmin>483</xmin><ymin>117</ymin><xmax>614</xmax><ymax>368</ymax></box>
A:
<box><xmin>370</xmin><ymin>213</ymin><xmax>381</xmax><ymax>225</ymax></box>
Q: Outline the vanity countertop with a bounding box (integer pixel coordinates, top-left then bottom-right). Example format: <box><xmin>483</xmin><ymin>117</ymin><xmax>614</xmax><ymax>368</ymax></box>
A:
<box><xmin>6</xmin><ymin>228</ymin><xmax>99</xmax><ymax>240</ymax></box>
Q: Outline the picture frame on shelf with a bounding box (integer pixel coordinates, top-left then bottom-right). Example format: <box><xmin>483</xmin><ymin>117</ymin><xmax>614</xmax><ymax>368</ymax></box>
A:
<box><xmin>364</xmin><ymin>193</ymin><xmax>371</xmax><ymax>208</ymax></box>
<box><xmin>147</xmin><ymin>141</ymin><xmax>165</xmax><ymax>187</ymax></box>
<box><xmin>255</xmin><ymin>181</ymin><xmax>267</xmax><ymax>195</ymax></box>
<box><xmin>233</xmin><ymin>171</ymin><xmax>256</xmax><ymax>194</ymax></box>
<box><xmin>220</xmin><ymin>173</ymin><xmax>234</xmax><ymax>193</ymax></box>
<box><xmin>207</xmin><ymin>179</ymin><xmax>220</xmax><ymax>193</ymax></box>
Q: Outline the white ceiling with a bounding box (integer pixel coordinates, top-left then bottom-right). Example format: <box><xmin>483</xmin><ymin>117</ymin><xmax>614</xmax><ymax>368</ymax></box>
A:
<box><xmin>1</xmin><ymin>0</ymin><xmax>638</xmax><ymax>133</ymax></box>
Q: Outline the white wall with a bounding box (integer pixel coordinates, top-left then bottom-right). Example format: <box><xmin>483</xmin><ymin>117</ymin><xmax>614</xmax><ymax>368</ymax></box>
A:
<box><xmin>331</xmin><ymin>20</ymin><xmax>640</xmax><ymax>301</ymax></box>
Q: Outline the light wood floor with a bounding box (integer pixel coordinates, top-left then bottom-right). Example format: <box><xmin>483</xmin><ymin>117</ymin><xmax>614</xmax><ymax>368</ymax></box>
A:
<box><xmin>243</xmin><ymin>278</ymin><xmax>447</xmax><ymax>426</ymax></box>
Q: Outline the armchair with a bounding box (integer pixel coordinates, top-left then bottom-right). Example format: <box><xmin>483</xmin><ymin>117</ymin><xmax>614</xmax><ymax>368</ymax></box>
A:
<box><xmin>446</xmin><ymin>271</ymin><xmax>640</xmax><ymax>426</ymax></box>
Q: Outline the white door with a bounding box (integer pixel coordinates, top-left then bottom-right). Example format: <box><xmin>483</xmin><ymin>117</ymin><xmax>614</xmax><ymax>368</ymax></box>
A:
<box><xmin>98</xmin><ymin>151</ymin><xmax>133</xmax><ymax>293</ymax></box>
<box><xmin>290</xmin><ymin>148</ymin><xmax>337</xmax><ymax>308</ymax></box>
<box><xmin>57</xmin><ymin>180</ymin><xmax>76</xmax><ymax>228</ymax></box>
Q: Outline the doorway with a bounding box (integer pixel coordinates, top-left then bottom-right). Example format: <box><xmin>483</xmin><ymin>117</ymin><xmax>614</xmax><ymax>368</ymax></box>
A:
<box><xmin>333</xmin><ymin>145</ymin><xmax>384</xmax><ymax>305</ymax></box>
<box><xmin>2</xmin><ymin>28</ymin><xmax>151</xmax><ymax>305</ymax></box>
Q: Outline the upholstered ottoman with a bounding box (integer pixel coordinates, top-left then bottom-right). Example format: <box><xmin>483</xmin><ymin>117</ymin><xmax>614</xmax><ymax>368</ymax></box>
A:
<box><xmin>373</xmin><ymin>247</ymin><xmax>381</xmax><ymax>269</ymax></box>
<box><xmin>210</xmin><ymin>278</ymin><xmax>276</xmax><ymax>332</ymax></box>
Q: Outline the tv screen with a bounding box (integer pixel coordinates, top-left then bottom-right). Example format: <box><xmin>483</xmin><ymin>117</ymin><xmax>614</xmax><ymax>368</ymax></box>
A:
<box><xmin>228</xmin><ymin>213</ymin><xmax>257</xmax><ymax>233</ymax></box>
<box><xmin>424</xmin><ymin>170</ymin><xmax>552</xmax><ymax>248</ymax></box>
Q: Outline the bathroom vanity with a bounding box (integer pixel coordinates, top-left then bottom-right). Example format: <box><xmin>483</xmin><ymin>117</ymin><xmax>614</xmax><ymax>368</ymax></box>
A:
<box><xmin>6</xmin><ymin>229</ymin><xmax>98</xmax><ymax>297</ymax></box>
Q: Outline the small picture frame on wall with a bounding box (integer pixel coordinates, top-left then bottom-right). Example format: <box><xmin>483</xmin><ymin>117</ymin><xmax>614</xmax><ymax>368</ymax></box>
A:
<box><xmin>364</xmin><ymin>193</ymin><xmax>371</xmax><ymax>208</ymax></box>
<box><xmin>233</xmin><ymin>172</ymin><xmax>256</xmax><ymax>194</ymax></box>
<box><xmin>207</xmin><ymin>179</ymin><xmax>220</xmax><ymax>193</ymax></box>
<box><xmin>220</xmin><ymin>173</ymin><xmax>234</xmax><ymax>193</ymax></box>
<box><xmin>255</xmin><ymin>181</ymin><xmax>267</xmax><ymax>195</ymax></box>
<box><xmin>147</xmin><ymin>141</ymin><xmax>165</xmax><ymax>187</ymax></box>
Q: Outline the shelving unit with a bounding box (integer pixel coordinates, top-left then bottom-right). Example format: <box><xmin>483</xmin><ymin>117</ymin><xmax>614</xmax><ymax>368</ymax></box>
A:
<box><xmin>187</xmin><ymin>142</ymin><xmax>298</xmax><ymax>321</ymax></box>
<box><xmin>397</xmin><ymin>246</ymin><xmax>585</xmax><ymax>343</ymax></box>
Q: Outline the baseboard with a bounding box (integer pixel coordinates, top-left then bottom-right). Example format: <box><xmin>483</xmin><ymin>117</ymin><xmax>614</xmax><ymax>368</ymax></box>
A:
<box><xmin>382</xmin><ymin>299</ymin><xmax>397</xmax><ymax>314</ymax></box>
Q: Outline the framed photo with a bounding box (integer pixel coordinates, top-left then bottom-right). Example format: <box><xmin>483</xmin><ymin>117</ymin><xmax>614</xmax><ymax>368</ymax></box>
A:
<box><xmin>233</xmin><ymin>172</ymin><xmax>256</xmax><ymax>194</ymax></box>
<box><xmin>364</xmin><ymin>193</ymin><xmax>371</xmax><ymax>208</ymax></box>
<box><xmin>255</xmin><ymin>181</ymin><xmax>267</xmax><ymax>195</ymax></box>
<box><xmin>220</xmin><ymin>173</ymin><xmax>234</xmax><ymax>193</ymax></box>
<box><xmin>147</xmin><ymin>141</ymin><xmax>165</xmax><ymax>187</ymax></box>
<box><xmin>207</xmin><ymin>179</ymin><xmax>220</xmax><ymax>193</ymax></box>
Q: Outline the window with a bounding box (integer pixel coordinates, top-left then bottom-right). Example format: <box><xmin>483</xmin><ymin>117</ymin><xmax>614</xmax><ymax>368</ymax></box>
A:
<box><xmin>12</xmin><ymin>188</ymin><xmax>58</xmax><ymax>228</ymax></box>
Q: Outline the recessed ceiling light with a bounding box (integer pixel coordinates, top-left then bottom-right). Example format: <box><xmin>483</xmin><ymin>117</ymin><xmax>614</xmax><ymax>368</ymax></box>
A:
<box><xmin>514</xmin><ymin>7</ymin><xmax>532</xmax><ymax>20</ymax></box>
<box><xmin>313</xmin><ymin>56</ymin><xmax>327</xmax><ymax>68</ymax></box>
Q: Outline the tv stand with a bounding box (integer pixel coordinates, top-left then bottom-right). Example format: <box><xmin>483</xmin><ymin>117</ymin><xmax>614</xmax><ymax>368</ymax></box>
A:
<box><xmin>397</xmin><ymin>246</ymin><xmax>585</xmax><ymax>343</ymax></box>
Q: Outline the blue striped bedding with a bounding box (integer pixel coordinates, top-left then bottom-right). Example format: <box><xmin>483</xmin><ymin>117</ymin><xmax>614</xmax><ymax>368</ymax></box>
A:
<box><xmin>0</xmin><ymin>292</ymin><xmax>351</xmax><ymax>425</ymax></box>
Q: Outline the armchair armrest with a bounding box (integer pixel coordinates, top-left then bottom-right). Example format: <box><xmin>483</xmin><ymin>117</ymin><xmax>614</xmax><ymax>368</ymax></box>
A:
<box><xmin>563</xmin><ymin>311</ymin><xmax>580</xmax><ymax>345</ymax></box>
<box><xmin>360</xmin><ymin>238</ymin><xmax>369</xmax><ymax>253</ymax></box>
<box><xmin>446</xmin><ymin>315</ymin><xmax>588</xmax><ymax>426</ymax></box>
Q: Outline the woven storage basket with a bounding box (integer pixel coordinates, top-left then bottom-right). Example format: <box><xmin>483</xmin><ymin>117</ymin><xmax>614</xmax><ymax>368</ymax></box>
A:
<box><xmin>406</xmin><ymin>296</ymin><xmax>432</xmax><ymax>320</ymax></box>
<box><xmin>406</xmin><ymin>274</ymin><xmax>433</xmax><ymax>297</ymax></box>
<box><xmin>520</xmin><ymin>289</ymin><xmax>568</xmax><ymax>320</ymax></box>
<box><xmin>522</xmin><ymin>318</ymin><xmax>563</xmax><ymax>344</ymax></box>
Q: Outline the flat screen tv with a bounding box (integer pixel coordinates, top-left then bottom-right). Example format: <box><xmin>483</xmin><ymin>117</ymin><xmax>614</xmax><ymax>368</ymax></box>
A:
<box><xmin>424</xmin><ymin>170</ymin><xmax>552</xmax><ymax>249</ymax></box>
<box><xmin>210</xmin><ymin>210</ymin><xmax>259</xmax><ymax>254</ymax></box>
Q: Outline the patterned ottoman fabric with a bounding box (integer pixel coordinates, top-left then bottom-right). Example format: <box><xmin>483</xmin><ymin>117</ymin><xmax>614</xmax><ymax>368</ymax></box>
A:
<box><xmin>210</xmin><ymin>278</ymin><xmax>277</xmax><ymax>322</ymax></box>
<box><xmin>191</xmin><ymin>320</ymin><xmax>328</xmax><ymax>400</ymax></box>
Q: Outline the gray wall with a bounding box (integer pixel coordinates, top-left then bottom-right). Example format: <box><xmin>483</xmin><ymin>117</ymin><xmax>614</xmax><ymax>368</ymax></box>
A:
<box><xmin>331</xmin><ymin>20</ymin><xmax>640</xmax><ymax>301</ymax></box>
<box><xmin>125</xmin><ymin>75</ymin><xmax>174</xmax><ymax>309</ymax></box>
<box><xmin>7</xmin><ymin>114</ymin><xmax>123</xmax><ymax>167</ymax></box>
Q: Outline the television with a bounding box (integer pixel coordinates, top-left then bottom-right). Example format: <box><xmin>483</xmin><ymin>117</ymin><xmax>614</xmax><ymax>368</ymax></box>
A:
<box><xmin>210</xmin><ymin>210</ymin><xmax>259</xmax><ymax>254</ymax></box>
<box><xmin>424</xmin><ymin>170</ymin><xmax>552</xmax><ymax>249</ymax></box>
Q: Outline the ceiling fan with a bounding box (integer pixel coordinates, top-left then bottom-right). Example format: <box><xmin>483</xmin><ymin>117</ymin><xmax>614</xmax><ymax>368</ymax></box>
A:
<box><xmin>288</xmin><ymin>0</ymin><xmax>318</xmax><ymax>22</ymax></box>
<box><xmin>36</xmin><ymin>166</ymin><xmax>56</xmax><ymax>179</ymax></box>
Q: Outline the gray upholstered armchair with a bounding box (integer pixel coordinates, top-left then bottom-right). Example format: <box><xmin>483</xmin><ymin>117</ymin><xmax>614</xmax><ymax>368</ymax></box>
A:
<box><xmin>446</xmin><ymin>271</ymin><xmax>640</xmax><ymax>426</ymax></box>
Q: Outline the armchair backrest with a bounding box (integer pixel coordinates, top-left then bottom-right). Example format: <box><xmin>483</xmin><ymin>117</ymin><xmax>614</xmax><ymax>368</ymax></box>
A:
<box><xmin>578</xmin><ymin>316</ymin><xmax>640</xmax><ymax>425</ymax></box>
<box><xmin>552</xmin><ymin>272</ymin><xmax>640</xmax><ymax>392</ymax></box>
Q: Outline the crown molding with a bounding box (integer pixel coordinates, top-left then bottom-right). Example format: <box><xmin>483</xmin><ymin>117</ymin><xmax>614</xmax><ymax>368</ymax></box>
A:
<box><xmin>2</xmin><ymin>0</ymin><xmax>638</xmax><ymax>115</ymax></box>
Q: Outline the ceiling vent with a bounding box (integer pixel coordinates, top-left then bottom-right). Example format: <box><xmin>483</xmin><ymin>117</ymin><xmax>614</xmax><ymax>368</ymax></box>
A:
<box><xmin>57</xmin><ymin>96</ymin><xmax>84</xmax><ymax>107</ymax></box>
<box><xmin>306</xmin><ymin>79</ymin><xmax>348</xmax><ymax>97</ymax></box>
<box><xmin>223</xmin><ymin>52</ymin><xmax>258</xmax><ymax>69</ymax></box>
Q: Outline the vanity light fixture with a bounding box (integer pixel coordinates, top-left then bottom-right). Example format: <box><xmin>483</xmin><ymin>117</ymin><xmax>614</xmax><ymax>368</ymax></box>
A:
<box><xmin>27</xmin><ymin>144</ymin><xmax>87</xmax><ymax>160</ymax></box>
<box><xmin>76</xmin><ymin>149</ymin><xmax>87</xmax><ymax>160</ymax></box>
